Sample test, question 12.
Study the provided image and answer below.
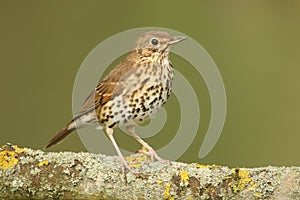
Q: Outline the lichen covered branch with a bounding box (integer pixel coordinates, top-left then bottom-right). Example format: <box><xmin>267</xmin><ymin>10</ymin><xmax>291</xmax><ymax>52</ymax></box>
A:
<box><xmin>0</xmin><ymin>144</ymin><xmax>299</xmax><ymax>199</ymax></box>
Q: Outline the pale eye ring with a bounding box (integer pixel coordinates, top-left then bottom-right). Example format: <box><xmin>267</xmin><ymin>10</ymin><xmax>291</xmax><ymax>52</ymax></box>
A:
<box><xmin>151</xmin><ymin>38</ymin><xmax>159</xmax><ymax>45</ymax></box>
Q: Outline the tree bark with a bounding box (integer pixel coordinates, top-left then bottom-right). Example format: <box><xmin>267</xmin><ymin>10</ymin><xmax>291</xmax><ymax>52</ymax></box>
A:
<box><xmin>0</xmin><ymin>143</ymin><xmax>299</xmax><ymax>199</ymax></box>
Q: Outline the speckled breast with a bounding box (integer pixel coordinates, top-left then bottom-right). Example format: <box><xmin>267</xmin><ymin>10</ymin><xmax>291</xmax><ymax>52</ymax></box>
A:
<box><xmin>99</xmin><ymin>57</ymin><xmax>174</xmax><ymax>129</ymax></box>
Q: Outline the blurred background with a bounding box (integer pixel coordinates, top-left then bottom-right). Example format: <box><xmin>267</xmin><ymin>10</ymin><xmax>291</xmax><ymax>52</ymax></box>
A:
<box><xmin>1</xmin><ymin>1</ymin><xmax>300</xmax><ymax>168</ymax></box>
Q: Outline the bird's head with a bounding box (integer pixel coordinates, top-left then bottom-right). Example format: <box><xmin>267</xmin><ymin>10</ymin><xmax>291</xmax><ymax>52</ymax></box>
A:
<box><xmin>134</xmin><ymin>31</ymin><xmax>186</xmax><ymax>56</ymax></box>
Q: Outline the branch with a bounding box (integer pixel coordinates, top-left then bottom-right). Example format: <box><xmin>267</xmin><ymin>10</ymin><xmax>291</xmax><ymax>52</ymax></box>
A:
<box><xmin>0</xmin><ymin>144</ymin><xmax>299</xmax><ymax>199</ymax></box>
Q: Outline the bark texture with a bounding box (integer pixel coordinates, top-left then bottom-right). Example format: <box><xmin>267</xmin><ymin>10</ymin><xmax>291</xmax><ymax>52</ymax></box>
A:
<box><xmin>0</xmin><ymin>144</ymin><xmax>299</xmax><ymax>199</ymax></box>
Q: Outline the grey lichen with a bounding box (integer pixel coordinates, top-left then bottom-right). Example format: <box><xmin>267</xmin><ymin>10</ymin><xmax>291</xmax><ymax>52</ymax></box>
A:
<box><xmin>1</xmin><ymin>143</ymin><xmax>300</xmax><ymax>199</ymax></box>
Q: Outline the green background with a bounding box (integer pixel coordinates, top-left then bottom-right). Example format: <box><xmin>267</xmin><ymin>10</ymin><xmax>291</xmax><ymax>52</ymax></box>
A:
<box><xmin>1</xmin><ymin>1</ymin><xmax>300</xmax><ymax>167</ymax></box>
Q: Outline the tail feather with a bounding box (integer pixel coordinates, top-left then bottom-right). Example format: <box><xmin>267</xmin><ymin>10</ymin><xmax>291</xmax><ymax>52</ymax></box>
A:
<box><xmin>44</xmin><ymin>121</ymin><xmax>75</xmax><ymax>149</ymax></box>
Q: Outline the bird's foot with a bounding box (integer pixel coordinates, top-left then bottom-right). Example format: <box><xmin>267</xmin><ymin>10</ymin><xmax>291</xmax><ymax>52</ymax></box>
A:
<box><xmin>116</xmin><ymin>156</ymin><xmax>133</xmax><ymax>172</ymax></box>
<box><xmin>116</xmin><ymin>156</ymin><xmax>139</xmax><ymax>175</ymax></box>
<box><xmin>138</xmin><ymin>147</ymin><xmax>169</xmax><ymax>164</ymax></box>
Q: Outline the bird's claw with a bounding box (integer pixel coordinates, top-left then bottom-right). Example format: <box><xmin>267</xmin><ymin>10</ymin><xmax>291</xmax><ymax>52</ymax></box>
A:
<box><xmin>138</xmin><ymin>148</ymin><xmax>170</xmax><ymax>164</ymax></box>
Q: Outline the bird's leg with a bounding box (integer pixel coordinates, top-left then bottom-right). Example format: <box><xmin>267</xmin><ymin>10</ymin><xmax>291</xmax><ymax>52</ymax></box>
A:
<box><xmin>127</xmin><ymin>126</ymin><xmax>169</xmax><ymax>164</ymax></box>
<box><xmin>105</xmin><ymin>127</ymin><xmax>133</xmax><ymax>173</ymax></box>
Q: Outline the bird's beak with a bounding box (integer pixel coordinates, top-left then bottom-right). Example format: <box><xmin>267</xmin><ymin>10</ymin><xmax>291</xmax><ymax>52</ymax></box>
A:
<box><xmin>167</xmin><ymin>36</ymin><xmax>186</xmax><ymax>45</ymax></box>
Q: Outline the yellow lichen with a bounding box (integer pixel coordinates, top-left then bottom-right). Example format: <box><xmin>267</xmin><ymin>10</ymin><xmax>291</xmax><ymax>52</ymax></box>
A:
<box><xmin>248</xmin><ymin>183</ymin><xmax>257</xmax><ymax>191</ymax></box>
<box><xmin>0</xmin><ymin>150</ymin><xmax>18</xmax><ymax>171</ymax></box>
<box><xmin>230</xmin><ymin>169</ymin><xmax>256</xmax><ymax>193</ymax></box>
<box><xmin>38</xmin><ymin>160</ymin><xmax>49</xmax><ymax>167</ymax></box>
<box><xmin>189</xmin><ymin>163</ymin><xmax>219</xmax><ymax>169</ymax></box>
<box><xmin>253</xmin><ymin>192</ymin><xmax>262</xmax><ymax>198</ymax></box>
<box><xmin>157</xmin><ymin>180</ymin><xmax>163</xmax><ymax>184</ymax></box>
<box><xmin>125</xmin><ymin>155</ymin><xmax>148</xmax><ymax>168</ymax></box>
<box><xmin>12</xmin><ymin>145</ymin><xmax>25</xmax><ymax>154</ymax></box>
<box><xmin>163</xmin><ymin>183</ymin><xmax>174</xmax><ymax>200</ymax></box>
<box><xmin>180</xmin><ymin>170</ymin><xmax>189</xmax><ymax>184</ymax></box>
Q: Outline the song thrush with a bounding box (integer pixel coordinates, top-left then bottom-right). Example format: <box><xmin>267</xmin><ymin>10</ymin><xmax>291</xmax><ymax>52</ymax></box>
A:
<box><xmin>45</xmin><ymin>31</ymin><xmax>186</xmax><ymax>171</ymax></box>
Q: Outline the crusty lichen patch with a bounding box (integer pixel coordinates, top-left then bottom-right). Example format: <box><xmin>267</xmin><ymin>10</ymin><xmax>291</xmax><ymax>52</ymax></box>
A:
<box><xmin>125</xmin><ymin>154</ymin><xmax>148</xmax><ymax>169</ymax></box>
<box><xmin>0</xmin><ymin>144</ymin><xmax>26</xmax><ymax>171</ymax></box>
<box><xmin>0</xmin><ymin>143</ymin><xmax>93</xmax><ymax>199</ymax></box>
<box><xmin>228</xmin><ymin>168</ymin><xmax>266</xmax><ymax>198</ymax></box>
<box><xmin>189</xmin><ymin>163</ymin><xmax>220</xmax><ymax>169</ymax></box>
<box><xmin>0</xmin><ymin>144</ymin><xmax>293</xmax><ymax>199</ymax></box>
<box><xmin>0</xmin><ymin>150</ymin><xmax>18</xmax><ymax>171</ymax></box>
<box><xmin>179</xmin><ymin>170</ymin><xmax>189</xmax><ymax>187</ymax></box>
<box><xmin>230</xmin><ymin>168</ymin><xmax>254</xmax><ymax>193</ymax></box>
<box><xmin>163</xmin><ymin>183</ymin><xmax>174</xmax><ymax>200</ymax></box>
<box><xmin>38</xmin><ymin>160</ymin><xmax>49</xmax><ymax>167</ymax></box>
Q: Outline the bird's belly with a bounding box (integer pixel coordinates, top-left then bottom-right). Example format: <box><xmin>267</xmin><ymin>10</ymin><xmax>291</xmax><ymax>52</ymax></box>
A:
<box><xmin>100</xmin><ymin>82</ymin><xmax>171</xmax><ymax>128</ymax></box>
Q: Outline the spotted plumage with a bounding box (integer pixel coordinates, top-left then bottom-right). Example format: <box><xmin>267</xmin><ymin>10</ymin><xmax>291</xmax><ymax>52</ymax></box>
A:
<box><xmin>45</xmin><ymin>31</ymin><xmax>186</xmax><ymax>171</ymax></box>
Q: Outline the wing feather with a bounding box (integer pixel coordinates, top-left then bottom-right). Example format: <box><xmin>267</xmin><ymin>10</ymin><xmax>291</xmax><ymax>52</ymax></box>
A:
<box><xmin>75</xmin><ymin>51</ymin><xmax>138</xmax><ymax>117</ymax></box>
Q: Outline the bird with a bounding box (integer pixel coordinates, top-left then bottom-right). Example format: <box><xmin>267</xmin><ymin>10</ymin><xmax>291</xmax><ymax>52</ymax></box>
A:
<box><xmin>45</xmin><ymin>31</ymin><xmax>186</xmax><ymax>171</ymax></box>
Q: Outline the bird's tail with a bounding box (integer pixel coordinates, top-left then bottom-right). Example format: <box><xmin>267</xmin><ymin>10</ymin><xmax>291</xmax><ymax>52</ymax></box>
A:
<box><xmin>44</xmin><ymin>121</ymin><xmax>76</xmax><ymax>149</ymax></box>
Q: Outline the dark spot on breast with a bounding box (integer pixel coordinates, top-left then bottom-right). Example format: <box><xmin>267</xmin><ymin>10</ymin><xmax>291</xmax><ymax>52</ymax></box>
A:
<box><xmin>142</xmin><ymin>77</ymin><xmax>150</xmax><ymax>85</ymax></box>
<box><xmin>135</xmin><ymin>73</ymin><xmax>141</xmax><ymax>77</ymax></box>
<box><xmin>150</xmin><ymin>97</ymin><xmax>158</xmax><ymax>105</ymax></box>
<box><xmin>147</xmin><ymin>85</ymin><xmax>154</xmax><ymax>91</ymax></box>
<box><xmin>108</xmin><ymin>122</ymin><xmax>117</xmax><ymax>128</ymax></box>
<box><xmin>166</xmin><ymin>80</ymin><xmax>169</xmax><ymax>87</ymax></box>
<box><xmin>132</xmin><ymin>90</ymin><xmax>137</xmax><ymax>96</ymax></box>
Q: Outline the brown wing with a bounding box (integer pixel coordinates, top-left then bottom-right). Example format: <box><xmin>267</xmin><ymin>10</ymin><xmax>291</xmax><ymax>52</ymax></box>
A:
<box><xmin>75</xmin><ymin>51</ymin><xmax>138</xmax><ymax>117</ymax></box>
<box><xmin>45</xmin><ymin>51</ymin><xmax>139</xmax><ymax>149</ymax></box>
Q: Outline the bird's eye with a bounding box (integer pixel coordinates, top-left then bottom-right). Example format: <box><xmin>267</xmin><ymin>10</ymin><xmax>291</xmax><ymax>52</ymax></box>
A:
<box><xmin>151</xmin><ymin>38</ymin><xmax>159</xmax><ymax>45</ymax></box>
